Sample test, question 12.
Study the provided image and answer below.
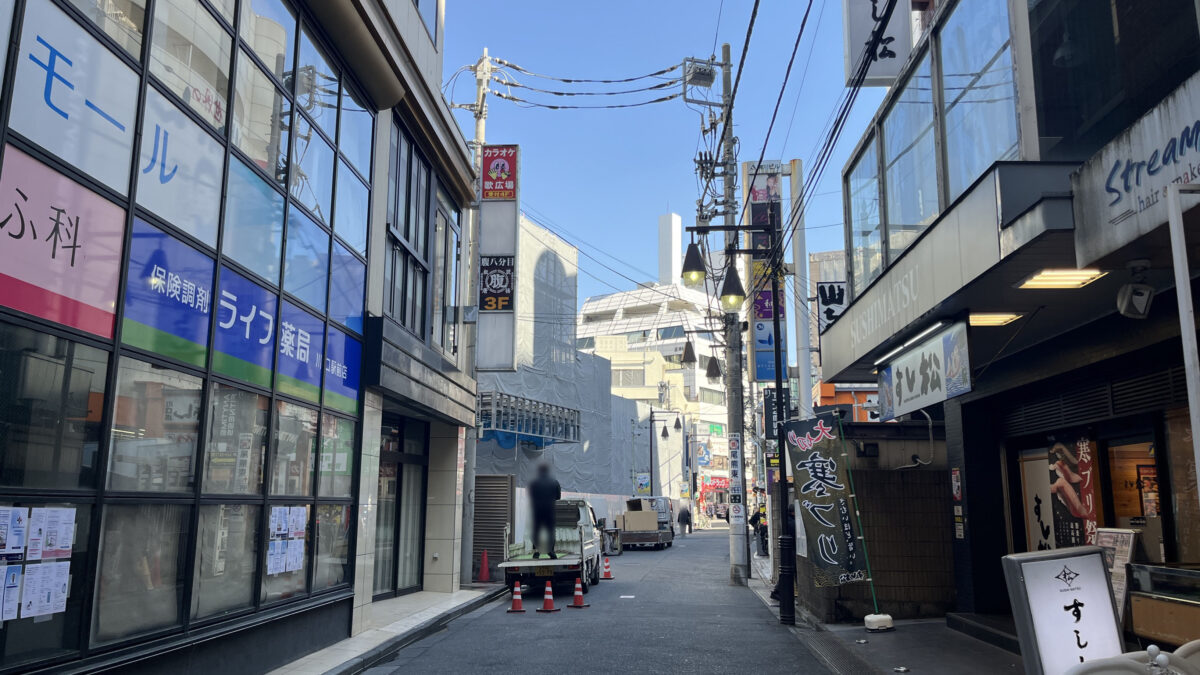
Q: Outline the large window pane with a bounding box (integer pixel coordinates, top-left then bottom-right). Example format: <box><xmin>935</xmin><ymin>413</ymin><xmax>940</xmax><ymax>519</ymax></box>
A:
<box><xmin>313</xmin><ymin>504</ymin><xmax>351</xmax><ymax>590</ymax></box>
<box><xmin>262</xmin><ymin>503</ymin><xmax>308</xmax><ymax>602</ymax></box>
<box><xmin>291</xmin><ymin>115</ymin><xmax>335</xmax><ymax>223</ymax></box>
<box><xmin>940</xmin><ymin>0</ymin><xmax>1018</xmax><ymax>200</ymax></box>
<box><xmin>232</xmin><ymin>51</ymin><xmax>290</xmax><ymax>188</ymax></box>
<box><xmin>296</xmin><ymin>26</ymin><xmax>338</xmax><ymax>139</ymax></box>
<box><xmin>373</xmin><ymin>462</ymin><xmax>396</xmax><ymax>594</ymax></box>
<box><xmin>397</xmin><ymin>462</ymin><xmax>424</xmax><ymax>589</ymax></box>
<box><xmin>192</xmin><ymin>504</ymin><xmax>259</xmax><ymax>619</ymax></box>
<box><xmin>223</xmin><ymin>157</ymin><xmax>285</xmax><ymax>285</ymax></box>
<box><xmin>406</xmin><ymin>259</ymin><xmax>426</xmax><ymax>335</ymax></box>
<box><xmin>340</xmin><ymin>85</ymin><xmax>373</xmax><ymax>174</ymax></box>
<box><xmin>0</xmin><ymin>322</ymin><xmax>107</xmax><ymax>489</ymax></box>
<box><xmin>390</xmin><ymin>126</ymin><xmax>410</xmax><ymax>234</ymax></box>
<box><xmin>65</xmin><ymin>0</ymin><xmax>146</xmax><ymax>56</ymax></box>
<box><xmin>204</xmin><ymin>384</ymin><xmax>267</xmax><ymax>494</ymax></box>
<box><xmin>93</xmin><ymin>504</ymin><xmax>189</xmax><ymax>645</ymax></box>
<box><xmin>271</xmin><ymin>401</ymin><xmax>316</xmax><ymax>495</ymax></box>
<box><xmin>883</xmin><ymin>53</ymin><xmax>939</xmax><ymax>259</ymax></box>
<box><xmin>334</xmin><ymin>160</ymin><xmax>369</xmax><ymax>255</ymax></box>
<box><xmin>319</xmin><ymin>415</ymin><xmax>354</xmax><ymax>498</ymax></box>
<box><xmin>408</xmin><ymin>156</ymin><xmax>429</xmax><ymax>255</ymax></box>
<box><xmin>283</xmin><ymin>209</ymin><xmax>330</xmax><ymax>313</ymax></box>
<box><xmin>445</xmin><ymin>224</ymin><xmax>459</xmax><ymax>352</ymax></box>
<box><xmin>848</xmin><ymin>139</ymin><xmax>882</xmax><ymax>295</ymax></box>
<box><xmin>329</xmin><ymin>242</ymin><xmax>365</xmax><ymax>333</ymax></box>
<box><xmin>150</xmin><ymin>0</ymin><xmax>232</xmax><ymax>131</ymax></box>
<box><xmin>414</xmin><ymin>0</ymin><xmax>436</xmax><ymax>42</ymax></box>
<box><xmin>431</xmin><ymin>208</ymin><xmax>446</xmax><ymax>349</ymax></box>
<box><xmin>108</xmin><ymin>358</ymin><xmax>201</xmax><ymax>493</ymax></box>
<box><xmin>239</xmin><ymin>0</ymin><xmax>294</xmax><ymax>82</ymax></box>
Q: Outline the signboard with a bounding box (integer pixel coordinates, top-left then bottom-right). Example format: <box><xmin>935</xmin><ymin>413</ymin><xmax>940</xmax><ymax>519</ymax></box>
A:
<box><xmin>276</xmin><ymin>301</ymin><xmax>325</xmax><ymax>403</ymax></box>
<box><xmin>728</xmin><ymin>434</ymin><xmax>744</xmax><ymax>526</ymax></box>
<box><xmin>877</xmin><ymin>321</ymin><xmax>970</xmax><ymax>421</ymax></box>
<box><xmin>481</xmin><ymin>145</ymin><xmax>518</xmax><ymax>200</ymax></box>
<box><xmin>1073</xmin><ymin>70</ymin><xmax>1200</xmax><ymax>267</ymax></box>
<box><xmin>784</xmin><ymin>413</ymin><xmax>865</xmax><ymax>586</ymax></box>
<box><xmin>214</xmin><ymin>266</ymin><xmax>277</xmax><ymax>388</ymax></box>
<box><xmin>0</xmin><ymin>144</ymin><xmax>124</xmax><ymax>338</ymax></box>
<box><xmin>752</xmin><ymin>289</ymin><xmax>785</xmax><ymax>320</ymax></box>
<box><xmin>842</xmin><ymin>0</ymin><xmax>913</xmax><ymax>87</ymax></box>
<box><xmin>478</xmin><ymin>255</ymin><xmax>514</xmax><ymax>311</ymax></box>
<box><xmin>635</xmin><ymin>472</ymin><xmax>651</xmax><ymax>496</ymax></box>
<box><xmin>1002</xmin><ymin>547</ymin><xmax>1123</xmax><ymax>675</ymax></box>
<box><xmin>753</xmin><ymin>320</ymin><xmax>786</xmax><ymax>383</ymax></box>
<box><xmin>323</xmin><ymin>325</ymin><xmax>361</xmax><ymax>416</ymax></box>
<box><xmin>697</xmin><ymin>443</ymin><xmax>711</xmax><ymax>466</ymax></box>
<box><xmin>763</xmin><ymin>387</ymin><xmax>791</xmax><ymax>440</ymax></box>
<box><xmin>11</xmin><ymin>0</ymin><xmax>138</xmax><ymax>194</ymax></box>
<box><xmin>122</xmin><ymin>217</ymin><xmax>215</xmax><ymax>367</ymax></box>
<box><xmin>1095</xmin><ymin>528</ymin><xmax>1137</xmax><ymax>624</ymax></box>
<box><xmin>817</xmin><ymin>281</ymin><xmax>848</xmax><ymax>333</ymax></box>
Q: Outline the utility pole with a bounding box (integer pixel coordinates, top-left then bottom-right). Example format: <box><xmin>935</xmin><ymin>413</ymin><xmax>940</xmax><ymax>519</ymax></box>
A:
<box><xmin>458</xmin><ymin>48</ymin><xmax>491</xmax><ymax>585</ymax></box>
<box><xmin>719</xmin><ymin>42</ymin><xmax>751</xmax><ymax>585</ymax></box>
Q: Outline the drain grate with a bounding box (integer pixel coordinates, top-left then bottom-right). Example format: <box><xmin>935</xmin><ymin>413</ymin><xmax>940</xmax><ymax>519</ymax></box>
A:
<box><xmin>791</xmin><ymin>629</ymin><xmax>884</xmax><ymax>675</ymax></box>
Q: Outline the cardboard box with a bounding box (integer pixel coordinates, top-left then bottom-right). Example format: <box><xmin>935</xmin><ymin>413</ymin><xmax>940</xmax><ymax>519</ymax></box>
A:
<box><xmin>614</xmin><ymin>514</ymin><xmax>625</xmax><ymax>530</ymax></box>
<box><xmin>623</xmin><ymin>510</ymin><xmax>659</xmax><ymax>532</ymax></box>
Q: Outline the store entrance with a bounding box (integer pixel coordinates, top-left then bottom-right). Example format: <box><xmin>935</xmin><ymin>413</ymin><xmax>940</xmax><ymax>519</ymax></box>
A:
<box><xmin>373</xmin><ymin>416</ymin><xmax>429</xmax><ymax>598</ymax></box>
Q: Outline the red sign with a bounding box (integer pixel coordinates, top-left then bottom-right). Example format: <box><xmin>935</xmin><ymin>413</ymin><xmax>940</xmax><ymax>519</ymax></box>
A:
<box><xmin>481</xmin><ymin>145</ymin><xmax>518</xmax><ymax>200</ymax></box>
<box><xmin>708</xmin><ymin>477</ymin><xmax>730</xmax><ymax>490</ymax></box>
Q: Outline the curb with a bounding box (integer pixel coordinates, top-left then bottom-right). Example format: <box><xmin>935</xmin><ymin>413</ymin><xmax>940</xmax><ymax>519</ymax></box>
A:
<box><xmin>321</xmin><ymin>586</ymin><xmax>509</xmax><ymax>675</ymax></box>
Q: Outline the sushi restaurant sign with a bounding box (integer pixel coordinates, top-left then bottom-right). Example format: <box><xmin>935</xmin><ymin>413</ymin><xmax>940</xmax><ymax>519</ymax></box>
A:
<box><xmin>876</xmin><ymin>321</ymin><xmax>971</xmax><ymax>421</ymax></box>
<box><xmin>1074</xmin><ymin>71</ymin><xmax>1200</xmax><ymax>267</ymax></box>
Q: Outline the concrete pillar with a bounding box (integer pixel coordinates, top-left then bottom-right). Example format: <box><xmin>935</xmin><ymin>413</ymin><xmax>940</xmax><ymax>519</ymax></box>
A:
<box><xmin>423</xmin><ymin>421</ymin><xmax>465</xmax><ymax>592</ymax></box>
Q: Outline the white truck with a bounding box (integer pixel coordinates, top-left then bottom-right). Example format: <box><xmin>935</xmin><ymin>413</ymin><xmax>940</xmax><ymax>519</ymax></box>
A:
<box><xmin>498</xmin><ymin>499</ymin><xmax>604</xmax><ymax>592</ymax></box>
<box><xmin>620</xmin><ymin>497</ymin><xmax>675</xmax><ymax>550</ymax></box>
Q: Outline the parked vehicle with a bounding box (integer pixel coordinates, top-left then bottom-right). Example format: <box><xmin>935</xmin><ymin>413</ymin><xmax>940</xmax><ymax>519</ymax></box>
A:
<box><xmin>620</xmin><ymin>497</ymin><xmax>675</xmax><ymax>550</ymax></box>
<box><xmin>498</xmin><ymin>499</ymin><xmax>603</xmax><ymax>592</ymax></box>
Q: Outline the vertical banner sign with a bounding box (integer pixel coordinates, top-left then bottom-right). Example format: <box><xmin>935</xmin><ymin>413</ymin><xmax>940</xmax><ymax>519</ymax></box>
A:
<box><xmin>214</xmin><ymin>266</ymin><xmax>278</xmax><ymax>388</ymax></box>
<box><xmin>878</xmin><ymin>321</ymin><xmax>971</xmax><ymax>421</ymax></box>
<box><xmin>763</xmin><ymin>387</ymin><xmax>791</xmax><ymax>443</ymax></box>
<box><xmin>480</xmin><ymin>145</ymin><xmax>518</xmax><ymax>201</ymax></box>
<box><xmin>477</xmin><ymin>145</ymin><xmax>520</xmax><ymax>371</ymax></box>
<box><xmin>1048</xmin><ymin>439</ymin><xmax>1099</xmax><ymax>546</ymax></box>
<box><xmin>784</xmin><ymin>414</ymin><xmax>865</xmax><ymax>586</ymax></box>
<box><xmin>728</xmin><ymin>434</ymin><xmax>745</xmax><ymax>526</ymax></box>
<box><xmin>1021</xmin><ymin>451</ymin><xmax>1057</xmax><ymax>551</ymax></box>
<box><xmin>817</xmin><ymin>281</ymin><xmax>848</xmax><ymax>333</ymax></box>
<box><xmin>478</xmin><ymin>255</ymin><xmax>514</xmax><ymax>311</ymax></box>
<box><xmin>0</xmin><ymin>145</ymin><xmax>124</xmax><ymax>338</ymax></box>
<box><xmin>842</xmin><ymin>0</ymin><xmax>914</xmax><ymax>87</ymax></box>
<box><xmin>747</xmin><ymin>164</ymin><xmax>786</xmax><ymax>384</ymax></box>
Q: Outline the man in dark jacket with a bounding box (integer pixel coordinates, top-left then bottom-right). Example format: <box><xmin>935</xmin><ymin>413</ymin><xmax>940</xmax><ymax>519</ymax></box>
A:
<box><xmin>528</xmin><ymin>463</ymin><xmax>561</xmax><ymax>559</ymax></box>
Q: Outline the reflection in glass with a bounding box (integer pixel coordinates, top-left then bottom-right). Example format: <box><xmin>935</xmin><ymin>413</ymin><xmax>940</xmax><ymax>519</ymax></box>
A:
<box><xmin>340</xmin><ymin>85</ymin><xmax>373</xmax><ymax>174</ymax></box>
<box><xmin>108</xmin><ymin>359</ymin><xmax>201</xmax><ymax>493</ymax></box>
<box><xmin>405</xmin><ymin>258</ymin><xmax>426</xmax><ymax>336</ymax></box>
<box><xmin>93</xmin><ymin>504</ymin><xmax>189</xmax><ymax>644</ymax></box>
<box><xmin>397</xmin><ymin>463</ymin><xmax>424</xmax><ymax>590</ymax></box>
<box><xmin>222</xmin><ymin>157</ymin><xmax>285</xmax><ymax>285</ymax></box>
<box><xmin>65</xmin><ymin>0</ymin><xmax>147</xmax><ymax>56</ymax></box>
<box><xmin>329</xmin><ymin>242</ymin><xmax>365</xmax><ymax>334</ymax></box>
<box><xmin>203</xmin><ymin>384</ymin><xmax>267</xmax><ymax>494</ymax></box>
<box><xmin>296</xmin><ymin>27</ymin><xmax>338</xmax><ymax>139</ymax></box>
<box><xmin>940</xmin><ymin>0</ymin><xmax>1018</xmax><ymax>200</ymax></box>
<box><xmin>262</xmin><ymin>504</ymin><xmax>307</xmax><ymax>602</ymax></box>
<box><xmin>848</xmin><ymin>139</ymin><xmax>882</xmax><ymax>295</ymax></box>
<box><xmin>232</xmin><ymin>51</ymin><xmax>290</xmax><ymax>188</ymax></box>
<box><xmin>431</xmin><ymin>207</ymin><xmax>446</xmax><ymax>349</ymax></box>
<box><xmin>334</xmin><ymin>160</ymin><xmax>369</xmax><ymax>254</ymax></box>
<box><xmin>270</xmin><ymin>401</ymin><xmax>317</xmax><ymax>496</ymax></box>
<box><xmin>313</xmin><ymin>504</ymin><xmax>351</xmax><ymax>590</ymax></box>
<box><xmin>389</xmin><ymin>124</ymin><xmax>410</xmax><ymax>234</ymax></box>
<box><xmin>373</xmin><ymin>461</ymin><xmax>397</xmax><ymax>594</ymax></box>
<box><xmin>407</xmin><ymin>154</ymin><xmax>429</xmax><ymax>255</ymax></box>
<box><xmin>149</xmin><ymin>0</ymin><xmax>232</xmax><ymax>131</ymax></box>
<box><xmin>192</xmin><ymin>504</ymin><xmax>259</xmax><ymax>619</ymax></box>
<box><xmin>319</xmin><ymin>415</ymin><xmax>354</xmax><ymax>498</ymax></box>
<box><xmin>239</xmin><ymin>0</ymin><xmax>294</xmax><ymax>81</ymax></box>
<box><xmin>291</xmin><ymin>115</ymin><xmax>335</xmax><ymax>223</ymax></box>
<box><xmin>0</xmin><ymin>322</ymin><xmax>108</xmax><ymax>489</ymax></box>
<box><xmin>283</xmin><ymin>209</ymin><xmax>331</xmax><ymax>313</ymax></box>
<box><xmin>208</xmin><ymin>0</ymin><xmax>235</xmax><ymax>23</ymax></box>
<box><xmin>883</xmin><ymin>53</ymin><xmax>938</xmax><ymax>259</ymax></box>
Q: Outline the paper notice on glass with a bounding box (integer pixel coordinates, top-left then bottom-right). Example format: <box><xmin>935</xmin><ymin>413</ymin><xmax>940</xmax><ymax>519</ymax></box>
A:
<box><xmin>46</xmin><ymin>509</ymin><xmax>75</xmax><ymax>560</ymax></box>
<box><xmin>269</xmin><ymin>508</ymin><xmax>280</xmax><ymax>538</ymax></box>
<box><xmin>273</xmin><ymin>507</ymin><xmax>289</xmax><ymax>537</ymax></box>
<box><xmin>290</xmin><ymin>506</ymin><xmax>306</xmax><ymax>539</ymax></box>
<box><xmin>26</xmin><ymin>509</ymin><xmax>46</xmax><ymax>561</ymax></box>
<box><xmin>50</xmin><ymin>562</ymin><xmax>69</xmax><ymax>614</ymax></box>
<box><xmin>20</xmin><ymin>564</ymin><xmax>47</xmax><ymax>618</ymax></box>
<box><xmin>2</xmin><ymin>565</ymin><xmax>20</xmax><ymax>621</ymax></box>
<box><xmin>269</xmin><ymin>541</ymin><xmax>284</xmax><ymax>576</ymax></box>
<box><xmin>0</xmin><ymin>508</ymin><xmax>10</xmax><ymax>555</ymax></box>
<box><xmin>41</xmin><ymin>509</ymin><xmax>61</xmax><ymax>559</ymax></box>
<box><xmin>5</xmin><ymin>509</ymin><xmax>26</xmax><ymax>556</ymax></box>
<box><xmin>285</xmin><ymin>539</ymin><xmax>303</xmax><ymax>573</ymax></box>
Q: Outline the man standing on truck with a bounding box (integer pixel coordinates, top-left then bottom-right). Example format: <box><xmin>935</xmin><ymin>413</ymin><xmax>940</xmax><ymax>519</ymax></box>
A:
<box><xmin>529</xmin><ymin>462</ymin><xmax>561</xmax><ymax>559</ymax></box>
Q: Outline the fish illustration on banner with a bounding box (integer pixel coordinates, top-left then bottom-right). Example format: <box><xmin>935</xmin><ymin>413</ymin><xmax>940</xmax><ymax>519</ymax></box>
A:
<box><xmin>783</xmin><ymin>413</ymin><xmax>865</xmax><ymax>587</ymax></box>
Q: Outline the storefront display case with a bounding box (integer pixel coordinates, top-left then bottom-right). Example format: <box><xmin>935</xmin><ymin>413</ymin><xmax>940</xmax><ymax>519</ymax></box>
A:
<box><xmin>1128</xmin><ymin>563</ymin><xmax>1200</xmax><ymax>647</ymax></box>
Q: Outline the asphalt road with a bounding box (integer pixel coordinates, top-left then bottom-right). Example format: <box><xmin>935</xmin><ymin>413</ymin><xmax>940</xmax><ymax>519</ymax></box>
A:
<box><xmin>370</xmin><ymin>527</ymin><xmax>831</xmax><ymax>674</ymax></box>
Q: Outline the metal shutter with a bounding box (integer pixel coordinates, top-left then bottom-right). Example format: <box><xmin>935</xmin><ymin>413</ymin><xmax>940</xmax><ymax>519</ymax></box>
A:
<box><xmin>472</xmin><ymin>474</ymin><xmax>513</xmax><ymax>583</ymax></box>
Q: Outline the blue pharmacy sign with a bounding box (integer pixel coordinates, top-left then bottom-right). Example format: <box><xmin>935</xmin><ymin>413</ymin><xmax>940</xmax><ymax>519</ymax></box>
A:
<box><xmin>276</xmin><ymin>301</ymin><xmax>325</xmax><ymax>403</ymax></box>
<box><xmin>323</xmin><ymin>326</ymin><xmax>361</xmax><ymax>415</ymax></box>
<box><xmin>122</xmin><ymin>218</ymin><xmax>214</xmax><ymax>367</ymax></box>
<box><xmin>213</xmin><ymin>266</ymin><xmax>278</xmax><ymax>388</ymax></box>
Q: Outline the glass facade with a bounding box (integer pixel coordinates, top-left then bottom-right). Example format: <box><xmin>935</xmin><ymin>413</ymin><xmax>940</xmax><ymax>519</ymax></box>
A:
<box><xmin>0</xmin><ymin>0</ymin><xmax>367</xmax><ymax>666</ymax></box>
<box><xmin>848</xmin><ymin>137</ymin><xmax>882</xmax><ymax>295</ymax></box>
<box><xmin>882</xmin><ymin>52</ymin><xmax>939</xmax><ymax>259</ymax></box>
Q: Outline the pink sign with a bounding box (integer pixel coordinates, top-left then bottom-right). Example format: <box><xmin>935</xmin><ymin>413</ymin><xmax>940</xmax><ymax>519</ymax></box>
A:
<box><xmin>0</xmin><ymin>145</ymin><xmax>125</xmax><ymax>337</ymax></box>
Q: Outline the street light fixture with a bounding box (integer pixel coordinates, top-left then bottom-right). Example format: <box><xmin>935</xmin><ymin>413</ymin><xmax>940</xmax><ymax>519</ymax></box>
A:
<box><xmin>674</xmin><ymin>416</ymin><xmax>682</xmax><ymax>431</ymax></box>
<box><xmin>705</xmin><ymin>353</ymin><xmax>722</xmax><ymax>381</ymax></box>
<box><xmin>660</xmin><ymin>425</ymin><xmax>670</xmax><ymax>440</ymax></box>
<box><xmin>719</xmin><ymin>264</ymin><xmax>746</xmax><ymax>312</ymax></box>
<box><xmin>681</xmin><ymin>339</ymin><xmax>697</xmax><ymax>365</ymax></box>
<box><xmin>682</xmin><ymin>242</ymin><xmax>706</xmax><ymax>288</ymax></box>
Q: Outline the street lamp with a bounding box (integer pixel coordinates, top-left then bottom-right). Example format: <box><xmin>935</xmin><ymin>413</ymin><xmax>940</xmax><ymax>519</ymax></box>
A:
<box><xmin>718</xmin><ymin>264</ymin><xmax>746</xmax><ymax>312</ymax></box>
<box><xmin>682</xmin><ymin>242</ymin><xmax>706</xmax><ymax>288</ymax></box>
<box><xmin>705</xmin><ymin>353</ymin><xmax>722</xmax><ymax>381</ymax></box>
<box><xmin>674</xmin><ymin>416</ymin><xmax>682</xmax><ymax>431</ymax></box>
<box><xmin>681</xmin><ymin>339</ymin><xmax>697</xmax><ymax>365</ymax></box>
<box><xmin>660</xmin><ymin>425</ymin><xmax>669</xmax><ymax>440</ymax></box>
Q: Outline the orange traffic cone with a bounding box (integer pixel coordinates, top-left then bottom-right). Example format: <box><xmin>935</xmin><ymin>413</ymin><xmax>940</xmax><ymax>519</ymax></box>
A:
<box><xmin>507</xmin><ymin>581</ymin><xmax>525</xmax><ymax>613</ymax></box>
<box><xmin>479</xmin><ymin>550</ymin><xmax>490</xmax><ymax>583</ymax></box>
<box><xmin>535</xmin><ymin>580</ymin><xmax>560</xmax><ymax>613</ymax></box>
<box><xmin>602</xmin><ymin>557</ymin><xmax>614</xmax><ymax>580</ymax></box>
<box><xmin>567</xmin><ymin>578</ymin><xmax>589</xmax><ymax>609</ymax></box>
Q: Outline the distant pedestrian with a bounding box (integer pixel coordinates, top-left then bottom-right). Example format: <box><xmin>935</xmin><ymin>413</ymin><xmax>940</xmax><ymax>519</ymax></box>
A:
<box><xmin>677</xmin><ymin>507</ymin><xmax>692</xmax><ymax>535</ymax></box>
<box><xmin>528</xmin><ymin>462</ymin><xmax>561</xmax><ymax>559</ymax></box>
<box><xmin>749</xmin><ymin>506</ymin><xmax>768</xmax><ymax>556</ymax></box>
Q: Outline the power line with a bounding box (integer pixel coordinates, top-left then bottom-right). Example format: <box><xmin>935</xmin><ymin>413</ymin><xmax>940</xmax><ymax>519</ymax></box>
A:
<box><xmin>493</xmin><ymin>59</ymin><xmax>679</xmax><ymax>84</ymax></box>
<box><xmin>492</xmin><ymin>90</ymin><xmax>683</xmax><ymax>110</ymax></box>
<box><xmin>495</xmin><ymin>76</ymin><xmax>681</xmax><ymax>97</ymax></box>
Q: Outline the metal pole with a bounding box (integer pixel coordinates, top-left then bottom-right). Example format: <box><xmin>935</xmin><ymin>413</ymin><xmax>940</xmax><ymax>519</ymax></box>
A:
<box><xmin>650</xmin><ymin>411</ymin><xmax>657</xmax><ymax>495</ymax></box>
<box><xmin>790</xmin><ymin>159</ymin><xmax>813</xmax><ymax>418</ymax></box>
<box><xmin>719</xmin><ymin>42</ymin><xmax>750</xmax><ymax>585</ymax></box>
<box><xmin>1167</xmin><ymin>183</ymin><xmax>1200</xmax><ymax>519</ymax></box>
<box><xmin>771</xmin><ymin>223</ymin><xmax>796</xmax><ymax>625</ymax></box>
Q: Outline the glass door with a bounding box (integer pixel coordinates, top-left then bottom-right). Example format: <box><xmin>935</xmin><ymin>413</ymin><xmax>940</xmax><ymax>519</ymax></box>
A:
<box><xmin>372</xmin><ymin>462</ymin><xmax>398</xmax><ymax>596</ymax></box>
<box><xmin>372</xmin><ymin>416</ymin><xmax>428</xmax><ymax>598</ymax></box>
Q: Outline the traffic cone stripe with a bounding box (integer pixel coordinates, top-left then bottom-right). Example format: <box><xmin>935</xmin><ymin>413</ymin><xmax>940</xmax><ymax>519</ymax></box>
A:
<box><xmin>507</xmin><ymin>581</ymin><xmax>525</xmax><ymax>613</ymax></box>
<box><xmin>567</xmin><ymin>578</ymin><xmax>589</xmax><ymax>609</ymax></box>
<box><xmin>535</xmin><ymin>580</ymin><xmax>560</xmax><ymax>613</ymax></box>
<box><xmin>602</xmin><ymin>557</ymin><xmax>614</xmax><ymax>580</ymax></box>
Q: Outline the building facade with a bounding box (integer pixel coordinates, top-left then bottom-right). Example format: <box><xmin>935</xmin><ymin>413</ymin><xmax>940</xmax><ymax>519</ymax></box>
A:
<box><xmin>0</xmin><ymin>0</ymin><xmax>472</xmax><ymax>672</ymax></box>
<box><xmin>825</xmin><ymin>0</ymin><xmax>1200</xmax><ymax>647</ymax></box>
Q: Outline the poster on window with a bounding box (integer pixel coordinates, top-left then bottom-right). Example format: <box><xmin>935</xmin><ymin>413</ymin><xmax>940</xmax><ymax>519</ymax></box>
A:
<box><xmin>480</xmin><ymin>145</ymin><xmax>518</xmax><ymax>200</ymax></box>
<box><xmin>1049</xmin><ymin>439</ymin><xmax>1099</xmax><ymax>546</ymax></box>
<box><xmin>783</xmin><ymin>413</ymin><xmax>864</xmax><ymax>586</ymax></box>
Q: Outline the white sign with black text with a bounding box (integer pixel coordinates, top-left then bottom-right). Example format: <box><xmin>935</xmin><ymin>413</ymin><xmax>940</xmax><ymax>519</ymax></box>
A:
<box><xmin>817</xmin><ymin>281</ymin><xmax>848</xmax><ymax>333</ymax></box>
<box><xmin>842</xmin><ymin>0</ymin><xmax>913</xmax><ymax>87</ymax></box>
<box><xmin>728</xmin><ymin>434</ymin><xmax>745</xmax><ymax>527</ymax></box>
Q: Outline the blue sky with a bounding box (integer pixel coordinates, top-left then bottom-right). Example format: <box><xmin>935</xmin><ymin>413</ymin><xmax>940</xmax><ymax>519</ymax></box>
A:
<box><xmin>443</xmin><ymin>0</ymin><xmax>885</xmax><ymax>308</ymax></box>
